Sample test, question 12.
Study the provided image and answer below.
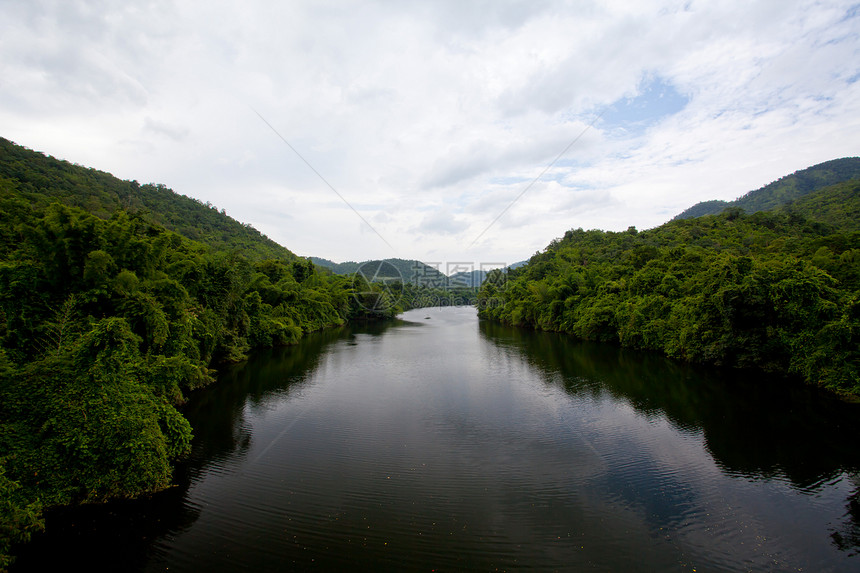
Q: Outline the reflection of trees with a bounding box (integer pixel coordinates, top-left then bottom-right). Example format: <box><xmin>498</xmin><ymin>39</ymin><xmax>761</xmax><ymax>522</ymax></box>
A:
<box><xmin>12</xmin><ymin>485</ymin><xmax>199</xmax><ymax>572</ymax></box>
<box><xmin>478</xmin><ymin>320</ymin><xmax>860</xmax><ymax>483</ymax></box>
<box><xmin>180</xmin><ymin>327</ymin><xmax>341</xmax><ymax>474</ymax></box>
<box><xmin>181</xmin><ymin>319</ymin><xmax>407</xmax><ymax>482</ymax></box>
<box><xmin>479</xmin><ymin>319</ymin><xmax>860</xmax><ymax>551</ymax></box>
<box><xmin>831</xmin><ymin>475</ymin><xmax>860</xmax><ymax>556</ymax></box>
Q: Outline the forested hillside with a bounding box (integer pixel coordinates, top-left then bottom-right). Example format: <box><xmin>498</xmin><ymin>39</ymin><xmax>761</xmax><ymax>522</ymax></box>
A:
<box><xmin>0</xmin><ymin>140</ymin><xmax>423</xmax><ymax>568</ymax></box>
<box><xmin>0</xmin><ymin>138</ymin><xmax>295</xmax><ymax>261</ymax></box>
<box><xmin>673</xmin><ymin>157</ymin><xmax>860</xmax><ymax>220</ymax></box>
<box><xmin>479</xmin><ymin>179</ymin><xmax>860</xmax><ymax>397</ymax></box>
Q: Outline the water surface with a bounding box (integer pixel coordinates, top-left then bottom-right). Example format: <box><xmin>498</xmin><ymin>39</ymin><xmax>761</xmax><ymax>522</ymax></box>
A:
<box><xmin>14</xmin><ymin>307</ymin><xmax>860</xmax><ymax>571</ymax></box>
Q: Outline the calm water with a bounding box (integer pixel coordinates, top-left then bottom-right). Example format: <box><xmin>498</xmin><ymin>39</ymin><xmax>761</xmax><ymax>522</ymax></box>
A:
<box><xmin>14</xmin><ymin>306</ymin><xmax>860</xmax><ymax>572</ymax></box>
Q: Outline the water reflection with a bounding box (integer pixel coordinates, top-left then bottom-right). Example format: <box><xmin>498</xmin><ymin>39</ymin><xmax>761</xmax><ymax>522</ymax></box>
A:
<box><xmin>479</xmin><ymin>318</ymin><xmax>860</xmax><ymax>556</ymax></box>
<box><xmin>11</xmin><ymin>481</ymin><xmax>198</xmax><ymax>573</ymax></box>
<box><xmin>182</xmin><ymin>318</ymin><xmax>414</xmax><ymax>478</ymax></box>
<box><xmin>831</xmin><ymin>478</ymin><xmax>860</xmax><ymax>556</ymax></box>
<box><xmin>478</xmin><ymin>319</ymin><xmax>860</xmax><ymax>488</ymax></box>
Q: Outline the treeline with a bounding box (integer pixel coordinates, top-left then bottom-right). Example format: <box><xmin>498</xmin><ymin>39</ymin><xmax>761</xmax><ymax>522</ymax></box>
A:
<box><xmin>479</xmin><ymin>180</ymin><xmax>860</xmax><ymax>398</ymax></box>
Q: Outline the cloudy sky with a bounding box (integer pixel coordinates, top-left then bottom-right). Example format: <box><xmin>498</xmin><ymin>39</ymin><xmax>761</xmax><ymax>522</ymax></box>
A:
<box><xmin>2</xmin><ymin>0</ymin><xmax>859</xmax><ymax>269</ymax></box>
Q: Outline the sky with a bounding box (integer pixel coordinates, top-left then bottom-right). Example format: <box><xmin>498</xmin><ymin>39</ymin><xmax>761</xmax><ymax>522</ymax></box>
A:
<box><xmin>2</xmin><ymin>0</ymin><xmax>859</xmax><ymax>271</ymax></box>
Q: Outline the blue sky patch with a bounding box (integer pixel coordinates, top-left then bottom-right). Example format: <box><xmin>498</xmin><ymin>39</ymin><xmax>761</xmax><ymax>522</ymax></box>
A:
<box><xmin>600</xmin><ymin>76</ymin><xmax>690</xmax><ymax>134</ymax></box>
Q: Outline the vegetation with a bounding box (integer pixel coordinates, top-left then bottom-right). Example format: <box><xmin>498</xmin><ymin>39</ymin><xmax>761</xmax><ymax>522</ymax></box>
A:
<box><xmin>312</xmin><ymin>260</ymin><xmax>479</xmax><ymax>314</ymax></box>
<box><xmin>479</xmin><ymin>179</ymin><xmax>860</xmax><ymax>397</ymax></box>
<box><xmin>0</xmin><ymin>137</ymin><xmax>296</xmax><ymax>261</ymax></box>
<box><xmin>0</xmin><ymin>139</ymin><xmax>465</xmax><ymax>568</ymax></box>
<box><xmin>673</xmin><ymin>157</ymin><xmax>860</xmax><ymax>220</ymax></box>
<box><xmin>0</xmin><ymin>204</ymin><xmax>348</xmax><ymax>567</ymax></box>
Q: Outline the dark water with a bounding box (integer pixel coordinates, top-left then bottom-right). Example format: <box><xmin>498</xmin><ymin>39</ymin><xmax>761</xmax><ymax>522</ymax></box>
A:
<box><xmin>13</xmin><ymin>307</ymin><xmax>860</xmax><ymax>572</ymax></box>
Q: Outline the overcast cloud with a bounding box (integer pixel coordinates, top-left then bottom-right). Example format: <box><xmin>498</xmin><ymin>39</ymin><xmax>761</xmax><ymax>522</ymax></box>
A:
<box><xmin>2</xmin><ymin>0</ymin><xmax>858</xmax><ymax>268</ymax></box>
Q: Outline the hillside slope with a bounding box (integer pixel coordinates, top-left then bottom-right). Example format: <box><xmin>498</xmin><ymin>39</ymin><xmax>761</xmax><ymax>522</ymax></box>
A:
<box><xmin>787</xmin><ymin>178</ymin><xmax>860</xmax><ymax>233</ymax></box>
<box><xmin>673</xmin><ymin>157</ymin><xmax>860</xmax><ymax>220</ymax></box>
<box><xmin>0</xmin><ymin>137</ymin><xmax>295</xmax><ymax>261</ymax></box>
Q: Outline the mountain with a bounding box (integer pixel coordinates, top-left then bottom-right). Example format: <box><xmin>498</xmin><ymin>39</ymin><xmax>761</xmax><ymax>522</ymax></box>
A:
<box><xmin>673</xmin><ymin>157</ymin><xmax>860</xmax><ymax>220</ymax></box>
<box><xmin>448</xmin><ymin>261</ymin><xmax>528</xmax><ymax>287</ymax></box>
<box><xmin>312</xmin><ymin>257</ymin><xmax>530</xmax><ymax>288</ymax></box>
<box><xmin>0</xmin><ymin>137</ymin><xmax>297</xmax><ymax>261</ymax></box>
<box><xmin>311</xmin><ymin>257</ymin><xmax>451</xmax><ymax>286</ymax></box>
<box><xmin>448</xmin><ymin>269</ymin><xmax>488</xmax><ymax>288</ymax></box>
<box><xmin>310</xmin><ymin>256</ymin><xmax>341</xmax><ymax>270</ymax></box>
<box><xmin>785</xmin><ymin>178</ymin><xmax>860</xmax><ymax>233</ymax></box>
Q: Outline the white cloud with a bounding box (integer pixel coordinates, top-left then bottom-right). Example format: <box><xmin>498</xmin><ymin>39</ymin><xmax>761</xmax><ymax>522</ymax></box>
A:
<box><xmin>1</xmin><ymin>0</ymin><xmax>858</xmax><ymax>266</ymax></box>
<box><xmin>415</xmin><ymin>207</ymin><xmax>470</xmax><ymax>236</ymax></box>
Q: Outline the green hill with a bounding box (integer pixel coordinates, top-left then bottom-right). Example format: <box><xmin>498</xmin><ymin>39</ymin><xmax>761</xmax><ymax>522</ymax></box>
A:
<box><xmin>309</xmin><ymin>256</ymin><xmax>340</xmax><ymax>270</ymax></box>
<box><xmin>673</xmin><ymin>157</ymin><xmax>860</xmax><ymax>220</ymax></box>
<box><xmin>0</xmin><ymin>137</ymin><xmax>296</xmax><ymax>261</ymax></box>
<box><xmin>311</xmin><ymin>257</ymin><xmax>450</xmax><ymax>286</ymax></box>
<box><xmin>480</xmin><ymin>175</ymin><xmax>860</xmax><ymax>397</ymax></box>
<box><xmin>786</xmin><ymin>178</ymin><xmax>860</xmax><ymax>233</ymax></box>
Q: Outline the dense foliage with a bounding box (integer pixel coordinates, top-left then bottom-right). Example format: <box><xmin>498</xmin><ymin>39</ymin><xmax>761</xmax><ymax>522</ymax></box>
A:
<box><xmin>674</xmin><ymin>157</ymin><xmax>860</xmax><ymax>220</ymax></box>
<box><xmin>0</xmin><ymin>205</ymin><xmax>352</xmax><ymax>565</ymax></box>
<box><xmin>479</xmin><ymin>180</ymin><xmax>860</xmax><ymax>397</ymax></box>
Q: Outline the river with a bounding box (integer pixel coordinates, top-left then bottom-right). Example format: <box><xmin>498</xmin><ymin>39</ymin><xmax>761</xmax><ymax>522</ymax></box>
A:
<box><xmin>13</xmin><ymin>306</ymin><xmax>860</xmax><ymax>571</ymax></box>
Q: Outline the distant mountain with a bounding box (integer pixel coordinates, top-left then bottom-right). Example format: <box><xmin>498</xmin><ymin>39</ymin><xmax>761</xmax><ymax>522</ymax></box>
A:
<box><xmin>674</xmin><ymin>199</ymin><xmax>732</xmax><ymax>220</ymax></box>
<box><xmin>313</xmin><ymin>258</ymin><xmax>530</xmax><ymax>287</ymax></box>
<box><xmin>673</xmin><ymin>157</ymin><xmax>860</xmax><ymax>220</ymax></box>
<box><xmin>448</xmin><ymin>261</ymin><xmax>528</xmax><ymax>287</ymax></box>
<box><xmin>448</xmin><ymin>269</ymin><xmax>488</xmax><ymax>288</ymax></box>
<box><xmin>310</xmin><ymin>256</ymin><xmax>340</xmax><ymax>270</ymax></box>
<box><xmin>0</xmin><ymin>137</ymin><xmax>297</xmax><ymax>261</ymax></box>
<box><xmin>311</xmin><ymin>257</ymin><xmax>450</xmax><ymax>286</ymax></box>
